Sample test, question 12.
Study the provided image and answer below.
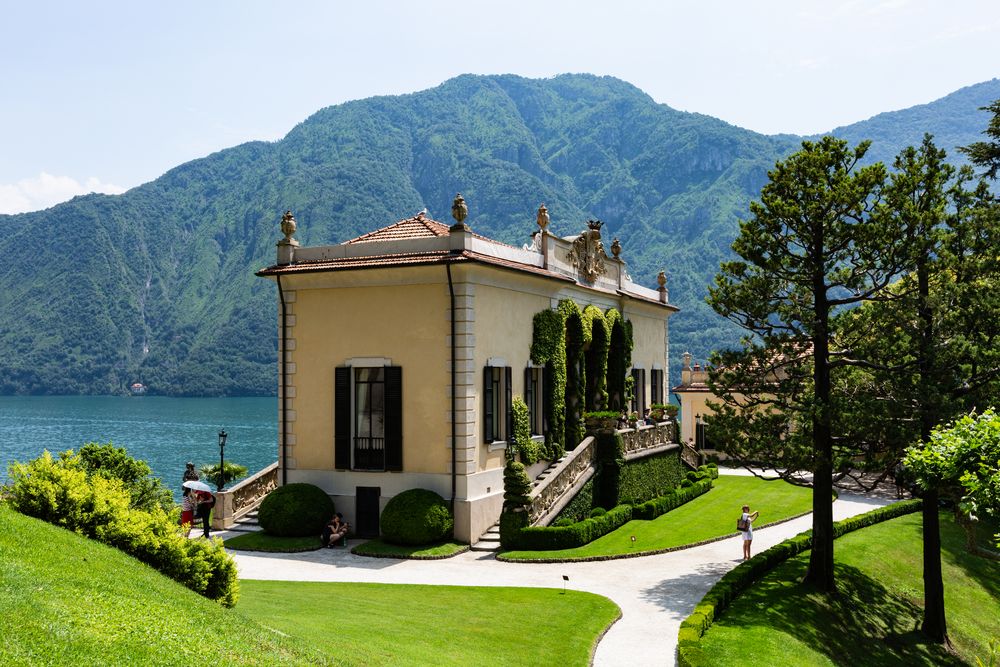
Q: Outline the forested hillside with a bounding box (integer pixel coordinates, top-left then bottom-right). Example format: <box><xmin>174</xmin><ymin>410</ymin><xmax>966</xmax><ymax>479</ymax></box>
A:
<box><xmin>1</xmin><ymin>74</ymin><xmax>997</xmax><ymax>395</ymax></box>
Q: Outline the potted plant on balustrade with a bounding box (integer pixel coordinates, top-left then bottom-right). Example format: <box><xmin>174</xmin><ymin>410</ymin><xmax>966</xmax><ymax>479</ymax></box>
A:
<box><xmin>584</xmin><ymin>410</ymin><xmax>621</xmax><ymax>433</ymax></box>
<box><xmin>650</xmin><ymin>403</ymin><xmax>678</xmax><ymax>422</ymax></box>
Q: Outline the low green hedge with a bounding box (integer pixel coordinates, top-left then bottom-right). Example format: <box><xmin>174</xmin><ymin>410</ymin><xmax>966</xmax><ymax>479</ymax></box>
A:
<box><xmin>632</xmin><ymin>479</ymin><xmax>713</xmax><ymax>520</ymax></box>
<box><xmin>380</xmin><ymin>488</ymin><xmax>454</xmax><ymax>545</ymax></box>
<box><xmin>512</xmin><ymin>504</ymin><xmax>634</xmax><ymax>550</ymax></box>
<box><xmin>502</xmin><ymin>464</ymin><xmax>716</xmax><ymax>550</ymax></box>
<box><xmin>677</xmin><ymin>499</ymin><xmax>921</xmax><ymax>667</ymax></box>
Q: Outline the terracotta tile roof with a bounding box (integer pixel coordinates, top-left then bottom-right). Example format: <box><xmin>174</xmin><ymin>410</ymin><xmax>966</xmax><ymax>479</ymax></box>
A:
<box><xmin>346</xmin><ymin>212</ymin><xmax>450</xmax><ymax>244</ymax></box>
<box><xmin>256</xmin><ymin>248</ymin><xmax>578</xmax><ymax>282</ymax></box>
<box><xmin>345</xmin><ymin>211</ymin><xmax>521</xmax><ymax>249</ymax></box>
<box><xmin>256</xmin><ymin>251</ymin><xmax>455</xmax><ymax>275</ymax></box>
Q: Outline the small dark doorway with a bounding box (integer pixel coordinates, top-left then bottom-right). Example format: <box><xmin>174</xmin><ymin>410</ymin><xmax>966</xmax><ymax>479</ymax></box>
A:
<box><xmin>355</xmin><ymin>486</ymin><xmax>381</xmax><ymax>538</ymax></box>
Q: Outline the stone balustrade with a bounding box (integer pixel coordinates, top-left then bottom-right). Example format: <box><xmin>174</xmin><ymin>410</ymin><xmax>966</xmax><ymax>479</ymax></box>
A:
<box><xmin>211</xmin><ymin>461</ymin><xmax>279</xmax><ymax>530</ymax></box>
<box><xmin>617</xmin><ymin>420</ymin><xmax>677</xmax><ymax>459</ymax></box>
<box><xmin>528</xmin><ymin>437</ymin><xmax>597</xmax><ymax>526</ymax></box>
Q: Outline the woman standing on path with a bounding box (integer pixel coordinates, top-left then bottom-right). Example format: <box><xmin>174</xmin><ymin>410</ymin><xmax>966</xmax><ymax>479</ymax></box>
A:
<box><xmin>739</xmin><ymin>504</ymin><xmax>759</xmax><ymax>560</ymax></box>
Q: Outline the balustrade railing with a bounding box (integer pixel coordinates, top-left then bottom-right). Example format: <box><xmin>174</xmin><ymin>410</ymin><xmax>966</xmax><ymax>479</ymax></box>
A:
<box><xmin>617</xmin><ymin>420</ymin><xmax>677</xmax><ymax>458</ymax></box>
<box><xmin>527</xmin><ymin>437</ymin><xmax>597</xmax><ymax>526</ymax></box>
<box><xmin>212</xmin><ymin>461</ymin><xmax>279</xmax><ymax>530</ymax></box>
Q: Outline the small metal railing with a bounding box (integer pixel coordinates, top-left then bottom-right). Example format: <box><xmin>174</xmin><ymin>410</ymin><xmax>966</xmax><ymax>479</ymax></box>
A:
<box><xmin>353</xmin><ymin>436</ymin><xmax>385</xmax><ymax>471</ymax></box>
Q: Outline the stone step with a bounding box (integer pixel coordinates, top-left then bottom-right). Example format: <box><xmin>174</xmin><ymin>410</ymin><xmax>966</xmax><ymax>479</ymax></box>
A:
<box><xmin>226</xmin><ymin>523</ymin><xmax>263</xmax><ymax>533</ymax></box>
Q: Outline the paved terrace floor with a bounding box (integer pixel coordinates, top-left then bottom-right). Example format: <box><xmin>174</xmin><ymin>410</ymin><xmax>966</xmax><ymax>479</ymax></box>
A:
<box><xmin>227</xmin><ymin>470</ymin><xmax>897</xmax><ymax>667</ymax></box>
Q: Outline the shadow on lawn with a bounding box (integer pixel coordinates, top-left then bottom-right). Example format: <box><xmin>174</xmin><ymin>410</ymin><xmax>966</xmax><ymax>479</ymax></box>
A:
<box><xmin>716</xmin><ymin>559</ymin><xmax>962</xmax><ymax>666</ymax></box>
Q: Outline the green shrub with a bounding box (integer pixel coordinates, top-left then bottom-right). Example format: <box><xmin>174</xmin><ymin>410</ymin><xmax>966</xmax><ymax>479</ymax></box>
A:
<box><xmin>553</xmin><ymin>517</ymin><xmax>575</xmax><ymax>527</ymax></box>
<box><xmin>632</xmin><ymin>479</ymin><xmax>713</xmax><ymax>520</ymax></box>
<box><xmin>510</xmin><ymin>396</ymin><xmax>540</xmax><ymax>465</ymax></box>
<box><xmin>7</xmin><ymin>448</ymin><xmax>239</xmax><ymax>606</ymax></box>
<box><xmin>78</xmin><ymin>442</ymin><xmax>173</xmax><ymax>513</ymax></box>
<box><xmin>509</xmin><ymin>504</ymin><xmax>633</xmax><ymax>550</ymax></box>
<box><xmin>616</xmin><ymin>451</ymin><xmax>685</xmax><ymax>505</ymax></box>
<box><xmin>258</xmin><ymin>483</ymin><xmax>334</xmax><ymax>537</ymax></box>
<box><xmin>380</xmin><ymin>488</ymin><xmax>454</xmax><ymax>545</ymax></box>
<box><xmin>589</xmin><ymin>507</ymin><xmax>607</xmax><ymax>518</ymax></box>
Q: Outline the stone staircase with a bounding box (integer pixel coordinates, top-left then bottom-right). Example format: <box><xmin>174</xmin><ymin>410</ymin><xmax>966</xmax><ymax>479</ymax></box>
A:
<box><xmin>470</xmin><ymin>524</ymin><xmax>502</xmax><ymax>552</ymax></box>
<box><xmin>226</xmin><ymin>509</ymin><xmax>263</xmax><ymax>534</ymax></box>
<box><xmin>470</xmin><ymin>456</ymin><xmax>568</xmax><ymax>553</ymax></box>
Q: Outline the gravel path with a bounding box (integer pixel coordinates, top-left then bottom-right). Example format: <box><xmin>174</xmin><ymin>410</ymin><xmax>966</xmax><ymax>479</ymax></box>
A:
<box><xmin>228</xmin><ymin>472</ymin><xmax>895</xmax><ymax>666</ymax></box>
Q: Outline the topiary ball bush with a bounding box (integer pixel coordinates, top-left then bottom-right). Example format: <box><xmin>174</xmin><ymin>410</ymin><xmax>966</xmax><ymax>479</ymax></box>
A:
<box><xmin>258</xmin><ymin>483</ymin><xmax>334</xmax><ymax>537</ymax></box>
<box><xmin>380</xmin><ymin>488</ymin><xmax>454</xmax><ymax>545</ymax></box>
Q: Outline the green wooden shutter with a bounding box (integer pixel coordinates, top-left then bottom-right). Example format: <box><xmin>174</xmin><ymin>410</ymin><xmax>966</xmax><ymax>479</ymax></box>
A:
<box><xmin>483</xmin><ymin>366</ymin><xmax>493</xmax><ymax>443</ymax></box>
<box><xmin>384</xmin><ymin>366</ymin><xmax>403</xmax><ymax>471</ymax></box>
<box><xmin>504</xmin><ymin>366</ymin><xmax>513</xmax><ymax>441</ymax></box>
<box><xmin>334</xmin><ymin>367</ymin><xmax>351</xmax><ymax>470</ymax></box>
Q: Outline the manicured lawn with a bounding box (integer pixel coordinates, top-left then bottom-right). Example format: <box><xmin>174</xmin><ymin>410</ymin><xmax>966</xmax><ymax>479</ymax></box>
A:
<box><xmin>351</xmin><ymin>537</ymin><xmax>469</xmax><ymax>558</ymax></box>
<box><xmin>699</xmin><ymin>511</ymin><xmax>1000</xmax><ymax>666</ymax></box>
<box><xmin>2</xmin><ymin>503</ymin><xmax>619</xmax><ymax>666</ymax></box>
<box><xmin>0</xmin><ymin>504</ymin><xmax>326</xmax><ymax>666</ymax></box>
<box><xmin>225</xmin><ymin>531</ymin><xmax>324</xmax><ymax>552</ymax></box>
<box><xmin>239</xmin><ymin>580</ymin><xmax>620</xmax><ymax>666</ymax></box>
<box><xmin>501</xmin><ymin>474</ymin><xmax>816</xmax><ymax>561</ymax></box>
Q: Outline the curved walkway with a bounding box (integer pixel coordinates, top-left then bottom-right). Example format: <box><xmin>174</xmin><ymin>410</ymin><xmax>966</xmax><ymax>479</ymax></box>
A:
<box><xmin>228</xmin><ymin>474</ymin><xmax>895</xmax><ymax>666</ymax></box>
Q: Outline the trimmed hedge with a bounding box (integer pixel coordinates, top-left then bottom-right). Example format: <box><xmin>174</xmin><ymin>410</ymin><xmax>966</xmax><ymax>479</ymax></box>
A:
<box><xmin>258</xmin><ymin>483</ymin><xmax>334</xmax><ymax>537</ymax></box>
<box><xmin>380</xmin><ymin>488</ymin><xmax>454</xmax><ymax>545</ymax></box>
<box><xmin>512</xmin><ymin>504</ymin><xmax>634</xmax><ymax>550</ymax></box>
<box><xmin>617</xmin><ymin>451</ymin><xmax>687</xmax><ymax>505</ymax></box>
<box><xmin>632</xmin><ymin>479</ymin><xmax>713</xmax><ymax>520</ymax></box>
<box><xmin>677</xmin><ymin>499</ymin><xmax>922</xmax><ymax>667</ymax></box>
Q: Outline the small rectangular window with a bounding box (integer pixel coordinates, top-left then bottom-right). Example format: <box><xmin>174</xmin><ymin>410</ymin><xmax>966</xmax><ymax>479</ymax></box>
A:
<box><xmin>650</xmin><ymin>369</ymin><xmax>663</xmax><ymax>406</ymax></box>
<box><xmin>484</xmin><ymin>364</ymin><xmax>512</xmax><ymax>443</ymax></box>
<box><xmin>631</xmin><ymin>368</ymin><xmax>646</xmax><ymax>415</ymax></box>
<box><xmin>525</xmin><ymin>367</ymin><xmax>544</xmax><ymax>436</ymax></box>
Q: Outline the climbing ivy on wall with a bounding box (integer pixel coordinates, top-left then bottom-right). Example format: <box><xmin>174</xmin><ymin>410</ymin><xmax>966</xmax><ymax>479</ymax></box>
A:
<box><xmin>530</xmin><ymin>300</ymin><xmax>635</xmax><ymax>458</ymax></box>
<box><xmin>559</xmin><ymin>300</ymin><xmax>586</xmax><ymax>451</ymax></box>
<box><xmin>531</xmin><ymin>307</ymin><xmax>567</xmax><ymax>460</ymax></box>
<box><xmin>582</xmin><ymin>305</ymin><xmax>610</xmax><ymax>411</ymax></box>
<box><xmin>606</xmin><ymin>309</ymin><xmax>631</xmax><ymax>412</ymax></box>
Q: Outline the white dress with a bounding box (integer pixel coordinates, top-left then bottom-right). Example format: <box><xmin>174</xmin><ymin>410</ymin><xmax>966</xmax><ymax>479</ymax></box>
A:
<box><xmin>741</xmin><ymin>512</ymin><xmax>753</xmax><ymax>540</ymax></box>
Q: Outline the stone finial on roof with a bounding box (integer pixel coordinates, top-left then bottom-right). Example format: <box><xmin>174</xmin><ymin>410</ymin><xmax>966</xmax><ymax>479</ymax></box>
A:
<box><xmin>536</xmin><ymin>203</ymin><xmax>550</xmax><ymax>233</ymax></box>
<box><xmin>611</xmin><ymin>237</ymin><xmax>621</xmax><ymax>259</ymax></box>
<box><xmin>277</xmin><ymin>210</ymin><xmax>300</xmax><ymax>265</ymax></box>
<box><xmin>280</xmin><ymin>210</ymin><xmax>297</xmax><ymax>243</ymax></box>
<box><xmin>657</xmin><ymin>270</ymin><xmax>668</xmax><ymax>303</ymax></box>
<box><xmin>451</xmin><ymin>193</ymin><xmax>469</xmax><ymax>230</ymax></box>
<box><xmin>587</xmin><ymin>219</ymin><xmax>603</xmax><ymax>233</ymax></box>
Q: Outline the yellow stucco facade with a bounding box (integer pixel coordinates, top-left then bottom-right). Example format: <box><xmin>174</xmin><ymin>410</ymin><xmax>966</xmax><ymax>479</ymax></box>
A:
<box><xmin>258</xmin><ymin>210</ymin><xmax>678</xmax><ymax>544</ymax></box>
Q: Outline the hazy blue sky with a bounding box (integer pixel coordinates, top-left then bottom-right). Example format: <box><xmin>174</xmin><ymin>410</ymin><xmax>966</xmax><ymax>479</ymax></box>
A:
<box><xmin>2</xmin><ymin>0</ymin><xmax>998</xmax><ymax>214</ymax></box>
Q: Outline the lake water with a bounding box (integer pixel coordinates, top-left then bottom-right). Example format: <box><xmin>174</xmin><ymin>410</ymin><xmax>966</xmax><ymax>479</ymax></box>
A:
<box><xmin>0</xmin><ymin>396</ymin><xmax>277</xmax><ymax>500</ymax></box>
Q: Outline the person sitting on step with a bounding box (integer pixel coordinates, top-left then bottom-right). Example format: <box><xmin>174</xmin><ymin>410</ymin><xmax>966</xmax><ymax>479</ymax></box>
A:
<box><xmin>321</xmin><ymin>513</ymin><xmax>350</xmax><ymax>548</ymax></box>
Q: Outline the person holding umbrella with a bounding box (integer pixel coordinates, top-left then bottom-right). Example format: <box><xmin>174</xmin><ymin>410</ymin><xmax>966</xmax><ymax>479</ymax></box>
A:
<box><xmin>182</xmin><ymin>479</ymin><xmax>214</xmax><ymax>538</ymax></box>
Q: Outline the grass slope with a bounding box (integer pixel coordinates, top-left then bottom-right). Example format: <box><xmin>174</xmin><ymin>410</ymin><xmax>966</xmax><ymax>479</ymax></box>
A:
<box><xmin>0</xmin><ymin>504</ymin><xmax>324</xmax><ymax>666</ymax></box>
<box><xmin>502</xmin><ymin>474</ymin><xmax>815</xmax><ymax>561</ymax></box>
<box><xmin>239</xmin><ymin>580</ymin><xmax>620</xmax><ymax>666</ymax></box>
<box><xmin>699</xmin><ymin>511</ymin><xmax>1000</xmax><ymax>666</ymax></box>
<box><xmin>2</xmin><ymin>503</ymin><xmax>619</xmax><ymax>665</ymax></box>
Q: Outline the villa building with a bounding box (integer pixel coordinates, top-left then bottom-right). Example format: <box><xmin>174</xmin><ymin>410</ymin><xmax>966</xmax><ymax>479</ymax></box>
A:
<box><xmin>672</xmin><ymin>352</ymin><xmax>713</xmax><ymax>451</ymax></box>
<box><xmin>256</xmin><ymin>197</ymin><xmax>677</xmax><ymax>543</ymax></box>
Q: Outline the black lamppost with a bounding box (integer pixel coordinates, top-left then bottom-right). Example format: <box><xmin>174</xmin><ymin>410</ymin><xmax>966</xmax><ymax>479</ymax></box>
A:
<box><xmin>217</xmin><ymin>429</ymin><xmax>228</xmax><ymax>492</ymax></box>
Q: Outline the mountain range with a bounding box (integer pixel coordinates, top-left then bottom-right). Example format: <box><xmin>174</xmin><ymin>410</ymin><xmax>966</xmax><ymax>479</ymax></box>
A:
<box><xmin>1</xmin><ymin>73</ymin><xmax>998</xmax><ymax>396</ymax></box>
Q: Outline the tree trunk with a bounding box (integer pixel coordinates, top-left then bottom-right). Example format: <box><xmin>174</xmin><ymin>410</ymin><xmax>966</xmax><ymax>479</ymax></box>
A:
<box><xmin>805</xmin><ymin>454</ymin><xmax>836</xmax><ymax>591</ymax></box>
<box><xmin>804</xmin><ymin>242</ymin><xmax>836</xmax><ymax>592</ymax></box>
<box><xmin>916</xmin><ymin>255</ymin><xmax>949</xmax><ymax>645</ymax></box>
<box><xmin>921</xmin><ymin>491</ymin><xmax>948</xmax><ymax>643</ymax></box>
